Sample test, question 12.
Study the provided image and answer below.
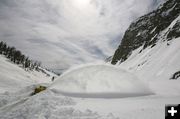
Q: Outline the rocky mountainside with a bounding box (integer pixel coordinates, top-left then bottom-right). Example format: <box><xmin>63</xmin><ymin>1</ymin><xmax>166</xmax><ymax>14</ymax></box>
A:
<box><xmin>111</xmin><ymin>0</ymin><xmax>180</xmax><ymax>64</ymax></box>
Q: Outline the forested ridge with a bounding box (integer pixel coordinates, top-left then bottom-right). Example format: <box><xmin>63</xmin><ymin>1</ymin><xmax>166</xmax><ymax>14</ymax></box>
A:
<box><xmin>0</xmin><ymin>41</ymin><xmax>41</xmax><ymax>71</ymax></box>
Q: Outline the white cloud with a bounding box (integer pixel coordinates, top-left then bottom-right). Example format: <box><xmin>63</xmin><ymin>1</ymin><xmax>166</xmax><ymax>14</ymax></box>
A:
<box><xmin>0</xmin><ymin>0</ymin><xmax>164</xmax><ymax>72</ymax></box>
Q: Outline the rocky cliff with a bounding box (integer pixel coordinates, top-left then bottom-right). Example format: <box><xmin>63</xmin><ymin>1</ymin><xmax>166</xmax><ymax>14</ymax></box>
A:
<box><xmin>112</xmin><ymin>0</ymin><xmax>180</xmax><ymax>64</ymax></box>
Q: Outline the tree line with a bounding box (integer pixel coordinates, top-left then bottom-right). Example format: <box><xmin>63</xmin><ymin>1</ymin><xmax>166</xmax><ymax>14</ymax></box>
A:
<box><xmin>0</xmin><ymin>41</ymin><xmax>41</xmax><ymax>71</ymax></box>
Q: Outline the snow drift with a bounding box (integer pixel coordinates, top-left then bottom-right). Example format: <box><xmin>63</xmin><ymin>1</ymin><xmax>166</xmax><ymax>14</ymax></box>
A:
<box><xmin>50</xmin><ymin>64</ymin><xmax>153</xmax><ymax>98</ymax></box>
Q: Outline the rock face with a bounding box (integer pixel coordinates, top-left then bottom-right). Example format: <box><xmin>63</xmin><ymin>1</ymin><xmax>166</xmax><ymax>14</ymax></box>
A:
<box><xmin>111</xmin><ymin>0</ymin><xmax>180</xmax><ymax>64</ymax></box>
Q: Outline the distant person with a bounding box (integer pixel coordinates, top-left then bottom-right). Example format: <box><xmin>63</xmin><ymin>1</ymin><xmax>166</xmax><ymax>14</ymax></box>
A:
<box><xmin>52</xmin><ymin>76</ymin><xmax>55</xmax><ymax>82</ymax></box>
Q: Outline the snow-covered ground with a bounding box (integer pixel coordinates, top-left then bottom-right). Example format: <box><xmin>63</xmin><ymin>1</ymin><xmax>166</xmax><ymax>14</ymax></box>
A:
<box><xmin>0</xmin><ymin>55</ymin><xmax>52</xmax><ymax>93</ymax></box>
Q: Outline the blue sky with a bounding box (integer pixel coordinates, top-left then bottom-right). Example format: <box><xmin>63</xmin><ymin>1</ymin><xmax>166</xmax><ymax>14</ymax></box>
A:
<box><xmin>0</xmin><ymin>0</ymin><xmax>164</xmax><ymax>71</ymax></box>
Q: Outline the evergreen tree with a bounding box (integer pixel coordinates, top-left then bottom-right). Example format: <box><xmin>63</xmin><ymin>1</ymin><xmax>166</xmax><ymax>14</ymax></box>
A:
<box><xmin>9</xmin><ymin>47</ymin><xmax>16</xmax><ymax>61</ymax></box>
<box><xmin>14</xmin><ymin>50</ymin><xmax>22</xmax><ymax>64</ymax></box>
<box><xmin>25</xmin><ymin>57</ymin><xmax>30</xmax><ymax>69</ymax></box>
<box><xmin>0</xmin><ymin>41</ymin><xmax>4</xmax><ymax>54</ymax></box>
<box><xmin>2</xmin><ymin>42</ymin><xmax>7</xmax><ymax>55</ymax></box>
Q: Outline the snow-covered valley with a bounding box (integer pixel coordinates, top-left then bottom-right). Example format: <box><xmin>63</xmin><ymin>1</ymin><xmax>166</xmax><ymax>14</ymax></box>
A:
<box><xmin>0</xmin><ymin>0</ymin><xmax>180</xmax><ymax>118</ymax></box>
<box><xmin>0</xmin><ymin>41</ymin><xmax>180</xmax><ymax>119</ymax></box>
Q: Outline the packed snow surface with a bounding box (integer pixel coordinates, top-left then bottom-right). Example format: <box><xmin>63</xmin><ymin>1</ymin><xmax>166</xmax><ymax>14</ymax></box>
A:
<box><xmin>50</xmin><ymin>64</ymin><xmax>153</xmax><ymax>98</ymax></box>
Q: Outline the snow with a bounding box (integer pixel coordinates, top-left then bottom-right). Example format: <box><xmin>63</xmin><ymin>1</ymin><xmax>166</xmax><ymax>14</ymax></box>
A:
<box><xmin>1</xmin><ymin>85</ymin><xmax>179</xmax><ymax>119</ymax></box>
<box><xmin>0</xmin><ymin>55</ymin><xmax>52</xmax><ymax>93</ymax></box>
<box><xmin>136</xmin><ymin>32</ymin><xmax>141</xmax><ymax>37</ymax></box>
<box><xmin>150</xmin><ymin>27</ymin><xmax>157</xmax><ymax>34</ymax></box>
<box><xmin>50</xmin><ymin>64</ymin><xmax>153</xmax><ymax>98</ymax></box>
<box><xmin>0</xmin><ymin>89</ymin><xmax>119</xmax><ymax>119</ymax></box>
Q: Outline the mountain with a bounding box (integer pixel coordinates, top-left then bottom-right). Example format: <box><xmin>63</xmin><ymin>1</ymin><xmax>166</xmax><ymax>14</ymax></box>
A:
<box><xmin>112</xmin><ymin>0</ymin><xmax>180</xmax><ymax>64</ymax></box>
<box><xmin>111</xmin><ymin>0</ymin><xmax>180</xmax><ymax>80</ymax></box>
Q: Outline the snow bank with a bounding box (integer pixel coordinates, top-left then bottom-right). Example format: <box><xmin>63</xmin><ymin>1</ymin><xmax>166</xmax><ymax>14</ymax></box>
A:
<box><xmin>50</xmin><ymin>64</ymin><xmax>153</xmax><ymax>98</ymax></box>
<box><xmin>0</xmin><ymin>89</ymin><xmax>118</xmax><ymax>119</ymax></box>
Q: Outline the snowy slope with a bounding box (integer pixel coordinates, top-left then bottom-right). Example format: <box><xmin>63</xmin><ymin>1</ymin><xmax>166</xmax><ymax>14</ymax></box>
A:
<box><xmin>118</xmin><ymin>38</ymin><xmax>180</xmax><ymax>96</ymax></box>
<box><xmin>0</xmin><ymin>55</ymin><xmax>52</xmax><ymax>93</ymax></box>
<box><xmin>117</xmin><ymin>15</ymin><xmax>180</xmax><ymax>95</ymax></box>
<box><xmin>119</xmin><ymin>37</ymin><xmax>180</xmax><ymax>81</ymax></box>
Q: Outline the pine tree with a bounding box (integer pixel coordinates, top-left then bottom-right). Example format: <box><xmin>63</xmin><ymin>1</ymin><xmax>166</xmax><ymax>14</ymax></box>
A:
<box><xmin>2</xmin><ymin>42</ymin><xmax>7</xmax><ymax>55</ymax></box>
<box><xmin>0</xmin><ymin>41</ymin><xmax>4</xmax><ymax>54</ymax></box>
<box><xmin>14</xmin><ymin>50</ymin><xmax>22</xmax><ymax>64</ymax></box>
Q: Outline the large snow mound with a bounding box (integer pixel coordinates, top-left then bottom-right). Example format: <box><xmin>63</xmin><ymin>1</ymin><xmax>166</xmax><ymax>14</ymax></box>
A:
<box><xmin>50</xmin><ymin>64</ymin><xmax>153</xmax><ymax>98</ymax></box>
